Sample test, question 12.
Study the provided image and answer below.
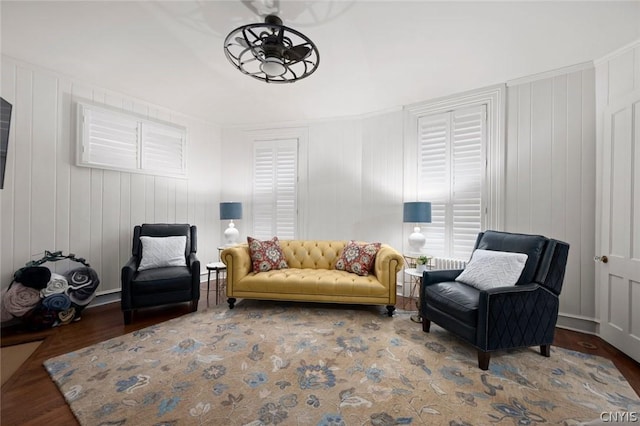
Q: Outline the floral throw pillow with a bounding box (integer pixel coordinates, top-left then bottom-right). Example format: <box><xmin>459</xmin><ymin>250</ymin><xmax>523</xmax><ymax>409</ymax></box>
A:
<box><xmin>247</xmin><ymin>236</ymin><xmax>288</xmax><ymax>272</ymax></box>
<box><xmin>335</xmin><ymin>241</ymin><xmax>381</xmax><ymax>276</ymax></box>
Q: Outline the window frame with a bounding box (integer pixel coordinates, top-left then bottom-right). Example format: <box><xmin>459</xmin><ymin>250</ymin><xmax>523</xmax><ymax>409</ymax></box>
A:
<box><xmin>76</xmin><ymin>101</ymin><xmax>187</xmax><ymax>178</ymax></box>
<box><xmin>417</xmin><ymin>105</ymin><xmax>487</xmax><ymax>260</ymax></box>
<box><xmin>404</xmin><ymin>85</ymin><xmax>506</xmax><ymax>259</ymax></box>
<box><xmin>247</xmin><ymin>127</ymin><xmax>309</xmax><ymax>240</ymax></box>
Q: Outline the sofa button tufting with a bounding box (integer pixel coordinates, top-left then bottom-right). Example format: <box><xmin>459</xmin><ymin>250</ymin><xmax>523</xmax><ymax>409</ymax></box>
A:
<box><xmin>224</xmin><ymin>240</ymin><xmax>404</xmax><ymax>310</ymax></box>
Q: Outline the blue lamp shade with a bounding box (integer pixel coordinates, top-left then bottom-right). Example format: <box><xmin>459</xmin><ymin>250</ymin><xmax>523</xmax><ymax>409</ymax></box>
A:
<box><xmin>220</xmin><ymin>202</ymin><xmax>242</xmax><ymax>220</ymax></box>
<box><xmin>220</xmin><ymin>202</ymin><xmax>242</xmax><ymax>246</ymax></box>
<box><xmin>403</xmin><ymin>202</ymin><xmax>432</xmax><ymax>223</ymax></box>
<box><xmin>404</xmin><ymin>201</ymin><xmax>431</xmax><ymax>253</ymax></box>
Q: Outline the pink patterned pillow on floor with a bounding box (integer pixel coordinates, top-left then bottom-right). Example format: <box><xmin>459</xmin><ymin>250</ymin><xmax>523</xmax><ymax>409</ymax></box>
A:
<box><xmin>335</xmin><ymin>241</ymin><xmax>381</xmax><ymax>276</ymax></box>
<box><xmin>247</xmin><ymin>236</ymin><xmax>289</xmax><ymax>272</ymax></box>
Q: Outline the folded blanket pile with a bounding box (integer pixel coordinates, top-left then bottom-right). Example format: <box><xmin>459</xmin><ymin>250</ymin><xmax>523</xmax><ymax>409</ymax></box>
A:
<box><xmin>1</xmin><ymin>283</ymin><xmax>41</xmax><ymax>319</ymax></box>
<box><xmin>40</xmin><ymin>273</ymin><xmax>69</xmax><ymax>297</ymax></box>
<box><xmin>1</xmin><ymin>265</ymin><xmax>100</xmax><ymax>330</ymax></box>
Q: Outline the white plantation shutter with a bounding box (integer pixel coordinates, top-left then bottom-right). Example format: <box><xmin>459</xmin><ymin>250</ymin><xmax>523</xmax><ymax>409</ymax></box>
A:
<box><xmin>253</xmin><ymin>139</ymin><xmax>298</xmax><ymax>240</ymax></box>
<box><xmin>451</xmin><ymin>107</ymin><xmax>484</xmax><ymax>259</ymax></box>
<box><xmin>80</xmin><ymin>106</ymin><xmax>139</xmax><ymax>170</ymax></box>
<box><xmin>418</xmin><ymin>105</ymin><xmax>486</xmax><ymax>261</ymax></box>
<box><xmin>418</xmin><ymin>114</ymin><xmax>448</xmax><ymax>256</ymax></box>
<box><xmin>77</xmin><ymin>103</ymin><xmax>186</xmax><ymax>177</ymax></box>
<box><xmin>141</xmin><ymin>122</ymin><xmax>186</xmax><ymax>175</ymax></box>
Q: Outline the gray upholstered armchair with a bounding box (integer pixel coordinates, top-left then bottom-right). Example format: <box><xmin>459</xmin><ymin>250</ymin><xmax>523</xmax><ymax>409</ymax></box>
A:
<box><xmin>420</xmin><ymin>230</ymin><xmax>569</xmax><ymax>370</ymax></box>
<box><xmin>121</xmin><ymin>223</ymin><xmax>200</xmax><ymax>324</ymax></box>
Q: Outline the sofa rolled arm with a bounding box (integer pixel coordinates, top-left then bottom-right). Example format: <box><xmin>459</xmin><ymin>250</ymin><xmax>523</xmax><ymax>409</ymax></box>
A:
<box><xmin>221</xmin><ymin>245</ymin><xmax>253</xmax><ymax>293</ymax></box>
<box><xmin>477</xmin><ymin>283</ymin><xmax>559</xmax><ymax>351</ymax></box>
<box><xmin>373</xmin><ymin>245</ymin><xmax>403</xmax><ymax>305</ymax></box>
<box><xmin>373</xmin><ymin>245</ymin><xmax>404</xmax><ymax>287</ymax></box>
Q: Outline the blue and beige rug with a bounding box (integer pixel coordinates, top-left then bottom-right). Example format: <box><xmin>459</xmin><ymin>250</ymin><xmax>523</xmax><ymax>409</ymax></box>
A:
<box><xmin>44</xmin><ymin>300</ymin><xmax>639</xmax><ymax>425</ymax></box>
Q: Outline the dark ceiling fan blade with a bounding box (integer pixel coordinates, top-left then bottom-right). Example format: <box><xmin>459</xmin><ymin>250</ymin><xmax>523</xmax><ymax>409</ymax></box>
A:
<box><xmin>241</xmin><ymin>0</ymin><xmax>280</xmax><ymax>18</ymax></box>
<box><xmin>235</xmin><ymin>37</ymin><xmax>250</xmax><ymax>48</ymax></box>
<box><xmin>235</xmin><ymin>36</ymin><xmax>264</xmax><ymax>57</ymax></box>
<box><xmin>284</xmin><ymin>45</ymin><xmax>311</xmax><ymax>62</ymax></box>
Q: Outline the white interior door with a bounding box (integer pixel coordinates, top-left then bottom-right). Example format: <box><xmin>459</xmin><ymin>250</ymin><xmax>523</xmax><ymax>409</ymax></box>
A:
<box><xmin>598</xmin><ymin>94</ymin><xmax>640</xmax><ymax>363</ymax></box>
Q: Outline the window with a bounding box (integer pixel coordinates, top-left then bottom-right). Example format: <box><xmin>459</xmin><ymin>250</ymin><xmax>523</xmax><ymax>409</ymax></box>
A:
<box><xmin>76</xmin><ymin>102</ymin><xmax>187</xmax><ymax>177</ymax></box>
<box><xmin>418</xmin><ymin>106</ymin><xmax>486</xmax><ymax>260</ymax></box>
<box><xmin>405</xmin><ymin>85</ymin><xmax>505</xmax><ymax>261</ymax></box>
<box><xmin>252</xmin><ymin>138</ymin><xmax>298</xmax><ymax>239</ymax></box>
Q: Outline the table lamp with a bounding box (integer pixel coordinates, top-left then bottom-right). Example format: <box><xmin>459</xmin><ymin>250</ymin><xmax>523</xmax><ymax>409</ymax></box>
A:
<box><xmin>403</xmin><ymin>201</ymin><xmax>432</xmax><ymax>252</ymax></box>
<box><xmin>220</xmin><ymin>202</ymin><xmax>243</xmax><ymax>246</ymax></box>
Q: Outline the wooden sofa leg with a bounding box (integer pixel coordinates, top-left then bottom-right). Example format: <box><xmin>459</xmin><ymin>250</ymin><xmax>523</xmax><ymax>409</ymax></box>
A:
<box><xmin>422</xmin><ymin>318</ymin><xmax>431</xmax><ymax>333</ymax></box>
<box><xmin>228</xmin><ymin>298</ymin><xmax>236</xmax><ymax>309</ymax></box>
<box><xmin>123</xmin><ymin>311</ymin><xmax>132</xmax><ymax>325</ymax></box>
<box><xmin>190</xmin><ymin>300</ymin><xmax>198</xmax><ymax>312</ymax></box>
<box><xmin>386</xmin><ymin>305</ymin><xmax>395</xmax><ymax>317</ymax></box>
<box><xmin>478</xmin><ymin>351</ymin><xmax>490</xmax><ymax>370</ymax></box>
<box><xmin>540</xmin><ymin>344</ymin><xmax>551</xmax><ymax>357</ymax></box>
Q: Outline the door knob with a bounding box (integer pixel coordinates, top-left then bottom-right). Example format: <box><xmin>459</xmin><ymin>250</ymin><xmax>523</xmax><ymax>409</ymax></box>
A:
<box><xmin>594</xmin><ymin>255</ymin><xmax>608</xmax><ymax>263</ymax></box>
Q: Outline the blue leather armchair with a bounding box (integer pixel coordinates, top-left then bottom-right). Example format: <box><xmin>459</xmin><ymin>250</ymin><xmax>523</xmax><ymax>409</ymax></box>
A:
<box><xmin>420</xmin><ymin>230</ymin><xmax>570</xmax><ymax>370</ymax></box>
<box><xmin>121</xmin><ymin>224</ymin><xmax>200</xmax><ymax>324</ymax></box>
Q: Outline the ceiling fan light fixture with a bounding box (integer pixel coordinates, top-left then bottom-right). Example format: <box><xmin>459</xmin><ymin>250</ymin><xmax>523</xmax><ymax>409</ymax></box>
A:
<box><xmin>223</xmin><ymin>14</ymin><xmax>320</xmax><ymax>83</ymax></box>
<box><xmin>261</xmin><ymin>56</ymin><xmax>286</xmax><ymax>77</ymax></box>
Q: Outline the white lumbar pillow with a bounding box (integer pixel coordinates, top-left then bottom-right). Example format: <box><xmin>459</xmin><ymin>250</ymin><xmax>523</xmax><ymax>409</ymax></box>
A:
<box><xmin>138</xmin><ymin>236</ymin><xmax>187</xmax><ymax>271</ymax></box>
<box><xmin>455</xmin><ymin>249</ymin><xmax>528</xmax><ymax>290</ymax></box>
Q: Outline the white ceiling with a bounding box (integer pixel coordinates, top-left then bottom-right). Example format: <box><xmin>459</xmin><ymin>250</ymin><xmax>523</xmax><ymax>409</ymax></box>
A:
<box><xmin>2</xmin><ymin>1</ymin><xmax>639</xmax><ymax>126</ymax></box>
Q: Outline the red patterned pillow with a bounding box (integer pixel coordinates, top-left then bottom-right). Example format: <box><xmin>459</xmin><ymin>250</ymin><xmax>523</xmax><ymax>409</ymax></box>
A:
<box><xmin>335</xmin><ymin>241</ymin><xmax>381</xmax><ymax>276</ymax></box>
<box><xmin>247</xmin><ymin>236</ymin><xmax>288</xmax><ymax>272</ymax></box>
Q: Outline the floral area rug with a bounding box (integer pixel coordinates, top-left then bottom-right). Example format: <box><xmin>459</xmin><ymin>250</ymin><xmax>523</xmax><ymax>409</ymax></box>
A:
<box><xmin>44</xmin><ymin>300</ymin><xmax>640</xmax><ymax>425</ymax></box>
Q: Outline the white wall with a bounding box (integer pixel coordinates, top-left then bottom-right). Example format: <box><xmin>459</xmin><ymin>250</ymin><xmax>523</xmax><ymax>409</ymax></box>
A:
<box><xmin>0</xmin><ymin>57</ymin><xmax>222</xmax><ymax>295</ymax></box>
<box><xmin>221</xmin><ymin>65</ymin><xmax>601</xmax><ymax>332</ymax></box>
<box><xmin>359</xmin><ymin>112</ymin><xmax>405</xmax><ymax>245</ymax></box>
<box><xmin>220</xmin><ymin>110</ymin><xmax>405</xmax><ymax>251</ymax></box>
<box><xmin>505</xmin><ymin>65</ymin><xmax>597</xmax><ymax>331</ymax></box>
<box><xmin>307</xmin><ymin>119</ymin><xmax>363</xmax><ymax>240</ymax></box>
<box><xmin>0</xmin><ymin>54</ymin><xmax>614</xmax><ymax>334</ymax></box>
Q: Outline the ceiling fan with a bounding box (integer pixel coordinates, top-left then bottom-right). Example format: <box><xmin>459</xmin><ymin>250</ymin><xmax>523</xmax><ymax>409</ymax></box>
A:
<box><xmin>223</xmin><ymin>14</ymin><xmax>320</xmax><ymax>83</ymax></box>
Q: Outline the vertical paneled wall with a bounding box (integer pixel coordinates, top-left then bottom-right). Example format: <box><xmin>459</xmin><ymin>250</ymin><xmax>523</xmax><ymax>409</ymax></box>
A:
<box><xmin>506</xmin><ymin>66</ymin><xmax>597</xmax><ymax>329</ymax></box>
<box><xmin>220</xmin><ymin>111</ymin><xmax>405</xmax><ymax>252</ymax></box>
<box><xmin>0</xmin><ymin>57</ymin><xmax>222</xmax><ymax>294</ymax></box>
<box><xmin>224</xmin><ymin>74</ymin><xmax>600</xmax><ymax>331</ymax></box>
<box><xmin>306</xmin><ymin>119</ymin><xmax>364</xmax><ymax>240</ymax></box>
<box><xmin>359</xmin><ymin>111</ymin><xmax>404</xmax><ymax>246</ymax></box>
<box><xmin>0</xmin><ymin>55</ymin><xmax>607</xmax><ymax>331</ymax></box>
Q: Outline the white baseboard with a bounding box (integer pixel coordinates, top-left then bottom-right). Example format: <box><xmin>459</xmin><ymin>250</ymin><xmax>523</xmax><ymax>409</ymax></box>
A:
<box><xmin>556</xmin><ymin>313</ymin><xmax>599</xmax><ymax>335</ymax></box>
<box><xmin>88</xmin><ymin>292</ymin><xmax>122</xmax><ymax>308</ymax></box>
<box><xmin>85</xmin><ymin>294</ymin><xmax>601</xmax><ymax>336</ymax></box>
<box><xmin>86</xmin><ymin>275</ymin><xmax>212</xmax><ymax>310</ymax></box>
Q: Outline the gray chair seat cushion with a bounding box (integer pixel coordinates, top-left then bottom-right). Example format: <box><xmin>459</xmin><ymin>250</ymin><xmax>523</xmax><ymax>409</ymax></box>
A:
<box><xmin>424</xmin><ymin>281</ymin><xmax>480</xmax><ymax>325</ymax></box>
<box><xmin>132</xmin><ymin>266</ymin><xmax>192</xmax><ymax>294</ymax></box>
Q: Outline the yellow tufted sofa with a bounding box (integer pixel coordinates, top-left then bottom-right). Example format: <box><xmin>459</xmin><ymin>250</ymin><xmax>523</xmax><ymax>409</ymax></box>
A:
<box><xmin>221</xmin><ymin>240</ymin><xmax>404</xmax><ymax>316</ymax></box>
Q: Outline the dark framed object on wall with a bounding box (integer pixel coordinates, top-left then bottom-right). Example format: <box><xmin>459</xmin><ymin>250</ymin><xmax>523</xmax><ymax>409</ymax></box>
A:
<box><xmin>0</xmin><ymin>97</ymin><xmax>12</xmax><ymax>190</ymax></box>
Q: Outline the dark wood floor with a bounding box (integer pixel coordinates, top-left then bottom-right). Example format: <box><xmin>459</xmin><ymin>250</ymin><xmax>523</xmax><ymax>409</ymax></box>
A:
<box><xmin>1</xmin><ymin>288</ymin><xmax>639</xmax><ymax>425</ymax></box>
